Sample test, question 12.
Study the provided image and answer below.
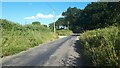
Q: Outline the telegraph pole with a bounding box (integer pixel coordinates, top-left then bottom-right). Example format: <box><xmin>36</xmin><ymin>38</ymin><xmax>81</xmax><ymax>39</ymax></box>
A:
<box><xmin>68</xmin><ymin>21</ymin><xmax>69</xmax><ymax>30</ymax></box>
<box><xmin>46</xmin><ymin>3</ymin><xmax>56</xmax><ymax>33</ymax></box>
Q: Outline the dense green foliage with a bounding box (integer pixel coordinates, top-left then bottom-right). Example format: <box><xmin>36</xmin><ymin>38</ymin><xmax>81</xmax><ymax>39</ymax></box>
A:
<box><xmin>75</xmin><ymin>2</ymin><xmax>120</xmax><ymax>66</ymax></box>
<box><xmin>50</xmin><ymin>2</ymin><xmax>120</xmax><ymax>33</ymax></box>
<box><xmin>1</xmin><ymin>19</ymin><xmax>57</xmax><ymax>57</ymax></box>
<box><xmin>1</xmin><ymin>2</ymin><xmax>120</xmax><ymax>66</ymax></box>
<box><xmin>50</xmin><ymin>2</ymin><xmax>120</xmax><ymax>66</ymax></box>
<box><xmin>56</xmin><ymin>30</ymin><xmax>73</xmax><ymax>36</ymax></box>
<box><xmin>32</xmin><ymin>21</ymin><xmax>41</xmax><ymax>25</ymax></box>
<box><xmin>79</xmin><ymin>25</ymin><xmax>120</xmax><ymax>66</ymax></box>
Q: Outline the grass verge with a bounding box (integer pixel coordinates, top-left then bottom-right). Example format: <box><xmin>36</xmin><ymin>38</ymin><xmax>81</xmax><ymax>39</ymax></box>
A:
<box><xmin>56</xmin><ymin>29</ymin><xmax>73</xmax><ymax>36</ymax></box>
<box><xmin>1</xmin><ymin>19</ymin><xmax>58</xmax><ymax>57</ymax></box>
<box><xmin>78</xmin><ymin>25</ymin><xmax>120</xmax><ymax>66</ymax></box>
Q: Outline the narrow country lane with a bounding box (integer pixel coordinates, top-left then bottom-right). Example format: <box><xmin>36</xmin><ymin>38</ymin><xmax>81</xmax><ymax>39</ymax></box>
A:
<box><xmin>2</xmin><ymin>35</ymin><xmax>81</xmax><ymax>66</ymax></box>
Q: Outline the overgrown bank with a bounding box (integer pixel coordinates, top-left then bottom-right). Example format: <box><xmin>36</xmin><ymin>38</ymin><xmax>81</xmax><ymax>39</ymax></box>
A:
<box><xmin>79</xmin><ymin>25</ymin><xmax>120</xmax><ymax>66</ymax></box>
<box><xmin>56</xmin><ymin>29</ymin><xmax>73</xmax><ymax>36</ymax></box>
<box><xmin>0</xmin><ymin>19</ymin><xmax>58</xmax><ymax>57</ymax></box>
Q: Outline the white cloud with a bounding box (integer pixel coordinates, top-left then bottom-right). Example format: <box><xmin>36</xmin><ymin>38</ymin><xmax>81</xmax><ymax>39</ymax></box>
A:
<box><xmin>24</xmin><ymin>13</ymin><xmax>54</xmax><ymax>20</ymax></box>
<box><xmin>36</xmin><ymin>13</ymin><xmax>54</xmax><ymax>19</ymax></box>
<box><xmin>24</xmin><ymin>16</ymin><xmax>36</xmax><ymax>20</ymax></box>
<box><xmin>24</xmin><ymin>13</ymin><xmax>64</xmax><ymax>20</ymax></box>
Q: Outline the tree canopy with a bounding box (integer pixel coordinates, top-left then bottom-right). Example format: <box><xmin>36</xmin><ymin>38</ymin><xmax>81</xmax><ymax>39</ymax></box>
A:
<box><xmin>32</xmin><ymin>21</ymin><xmax>41</xmax><ymax>25</ymax></box>
<box><xmin>49</xmin><ymin>2</ymin><xmax>120</xmax><ymax>33</ymax></box>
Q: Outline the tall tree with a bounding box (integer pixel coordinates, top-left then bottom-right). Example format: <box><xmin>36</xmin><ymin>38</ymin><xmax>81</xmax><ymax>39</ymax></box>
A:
<box><xmin>49</xmin><ymin>2</ymin><xmax>120</xmax><ymax>32</ymax></box>
<box><xmin>62</xmin><ymin>7</ymin><xmax>82</xmax><ymax>32</ymax></box>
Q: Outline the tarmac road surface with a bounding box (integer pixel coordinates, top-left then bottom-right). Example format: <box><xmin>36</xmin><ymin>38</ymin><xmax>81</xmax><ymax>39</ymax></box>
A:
<box><xmin>2</xmin><ymin>35</ymin><xmax>81</xmax><ymax>66</ymax></box>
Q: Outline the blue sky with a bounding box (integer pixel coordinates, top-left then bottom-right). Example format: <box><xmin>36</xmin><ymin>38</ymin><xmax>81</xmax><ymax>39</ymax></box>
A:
<box><xmin>2</xmin><ymin>2</ymin><xmax>90</xmax><ymax>25</ymax></box>
<box><xmin>0</xmin><ymin>2</ymin><xmax>2</xmax><ymax>18</ymax></box>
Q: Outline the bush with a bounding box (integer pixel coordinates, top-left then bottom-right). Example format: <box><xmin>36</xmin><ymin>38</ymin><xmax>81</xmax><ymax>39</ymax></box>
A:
<box><xmin>79</xmin><ymin>25</ymin><xmax>119</xmax><ymax>66</ymax></box>
<box><xmin>56</xmin><ymin>29</ymin><xmax>73</xmax><ymax>36</ymax></box>
<box><xmin>1</xmin><ymin>19</ymin><xmax>57</xmax><ymax>57</ymax></box>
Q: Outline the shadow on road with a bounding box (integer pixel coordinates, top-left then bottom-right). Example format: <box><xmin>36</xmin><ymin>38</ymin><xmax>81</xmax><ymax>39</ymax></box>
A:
<box><xmin>72</xmin><ymin>39</ymin><xmax>84</xmax><ymax>66</ymax></box>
